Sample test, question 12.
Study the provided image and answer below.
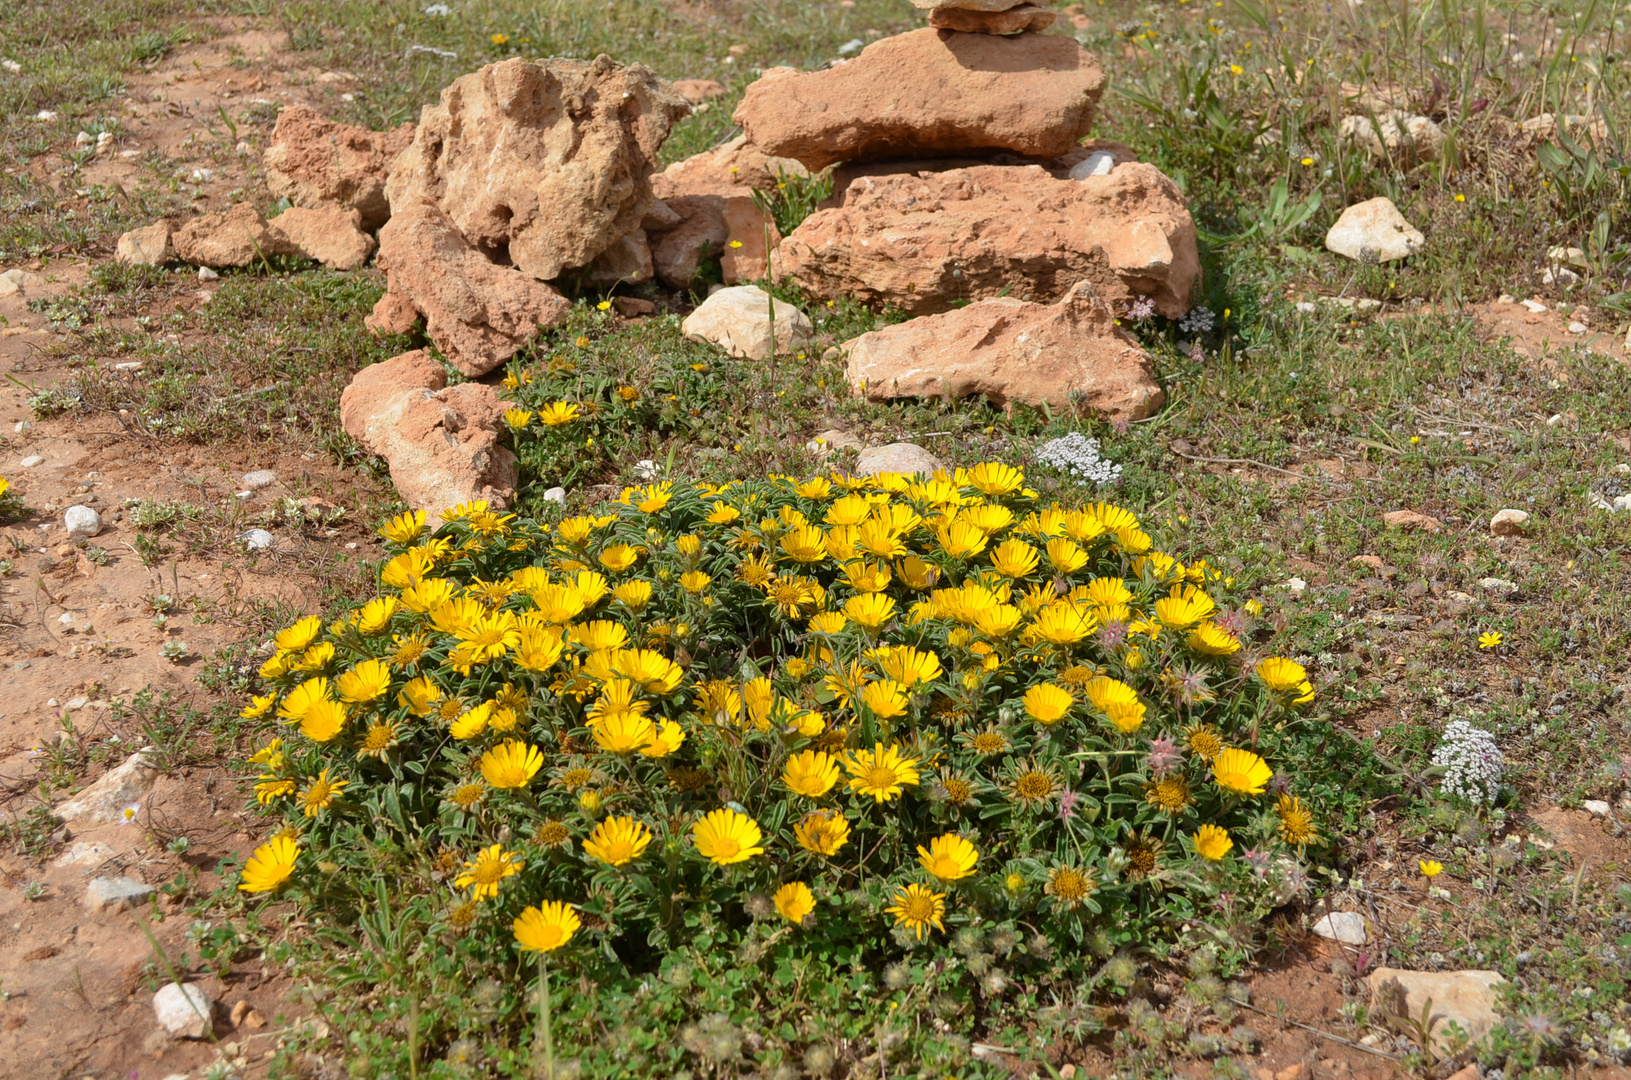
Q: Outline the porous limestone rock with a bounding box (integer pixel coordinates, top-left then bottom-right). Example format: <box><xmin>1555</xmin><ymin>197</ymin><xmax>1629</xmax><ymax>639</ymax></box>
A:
<box><xmin>364</xmin><ymin>291</ymin><xmax>419</xmax><ymax>337</ymax></box>
<box><xmin>844</xmin><ymin>281</ymin><xmax>1163</xmax><ymax>419</ymax></box>
<box><xmin>581</xmin><ymin>228</ymin><xmax>654</xmax><ymax>287</ymax></box>
<box><xmin>1367</xmin><ymin>968</ymin><xmax>1507</xmax><ymax>1053</ymax></box>
<box><xmin>672</xmin><ymin>78</ymin><xmax>727</xmax><ymax>103</ymax></box>
<box><xmin>385</xmin><ymin>56</ymin><xmax>690</xmax><ymax>281</ymax></box>
<box><xmin>681</xmin><ymin>285</ymin><xmax>812</xmax><ymax>360</ymax></box>
<box><xmin>855</xmin><ymin>442</ymin><xmax>944</xmax><ymax>478</ymax></box>
<box><xmin>907</xmin><ymin>0</ymin><xmax>1030</xmax><ymax>10</ymax></box>
<box><xmin>647</xmin><ymin>135</ymin><xmax>798</xmax><ymax>288</ymax></box>
<box><xmin>263</xmin><ymin>104</ymin><xmax>415</xmax><ymax>230</ymax></box>
<box><xmin>733</xmin><ymin>29</ymin><xmax>1104</xmax><ymax>171</ymax></box>
<box><xmin>116</xmin><ymin>221</ymin><xmax>173</xmax><ymax>266</ymax></box>
<box><xmin>339</xmin><ymin>350</ymin><xmax>518</xmax><ymax>518</ymax></box>
<box><xmin>773</xmin><ymin>162</ymin><xmax>1198</xmax><ymax>316</ymax></box>
<box><xmin>267</xmin><ymin>206</ymin><xmax>377</xmax><ymax>271</ymax></box>
<box><xmin>55</xmin><ymin>748</ymin><xmax>160</xmax><ymax>825</ymax></box>
<box><xmin>375</xmin><ymin>201</ymin><xmax>571</xmax><ymax>376</ymax></box>
<box><xmin>172</xmin><ymin>204</ymin><xmax>296</xmax><ymax>269</ymax></box>
<box><xmin>927</xmin><ymin>4</ymin><xmax>1056</xmax><ymax>33</ymax></box>
<box><xmin>1325</xmin><ymin>197</ymin><xmax>1424</xmax><ymax>262</ymax></box>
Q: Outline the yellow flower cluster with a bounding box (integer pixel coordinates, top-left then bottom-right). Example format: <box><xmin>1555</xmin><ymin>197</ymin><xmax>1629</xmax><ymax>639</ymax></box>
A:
<box><xmin>238</xmin><ymin>465</ymin><xmax>1320</xmax><ymax>956</ymax></box>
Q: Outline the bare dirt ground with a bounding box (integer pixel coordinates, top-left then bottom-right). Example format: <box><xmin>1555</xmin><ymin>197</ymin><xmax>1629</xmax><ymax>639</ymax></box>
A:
<box><xmin>1</xmin><ymin>243</ymin><xmax>382</xmax><ymax>1079</ymax></box>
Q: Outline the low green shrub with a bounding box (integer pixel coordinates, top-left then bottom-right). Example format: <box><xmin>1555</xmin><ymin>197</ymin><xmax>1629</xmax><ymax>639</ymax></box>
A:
<box><xmin>239</xmin><ymin>464</ymin><xmax>1331</xmax><ymax>1068</ymax></box>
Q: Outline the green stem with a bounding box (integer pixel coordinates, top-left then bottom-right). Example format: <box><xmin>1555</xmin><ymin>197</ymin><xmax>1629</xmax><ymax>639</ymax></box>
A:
<box><xmin>536</xmin><ymin>954</ymin><xmax>554</xmax><ymax>1080</ymax></box>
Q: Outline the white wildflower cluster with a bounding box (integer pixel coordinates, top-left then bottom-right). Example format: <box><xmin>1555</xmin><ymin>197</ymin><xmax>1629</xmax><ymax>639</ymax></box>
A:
<box><xmin>1033</xmin><ymin>432</ymin><xmax>1122</xmax><ymax>486</ymax></box>
<box><xmin>1431</xmin><ymin>720</ymin><xmax>1504</xmax><ymax>805</ymax></box>
<box><xmin>1178</xmin><ymin>305</ymin><xmax>1216</xmax><ymax>335</ymax></box>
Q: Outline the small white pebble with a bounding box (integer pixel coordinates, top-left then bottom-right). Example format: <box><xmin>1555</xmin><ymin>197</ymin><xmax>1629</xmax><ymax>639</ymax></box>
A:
<box><xmin>20</xmin><ymin>455</ymin><xmax>43</xmax><ymax>467</ymax></box>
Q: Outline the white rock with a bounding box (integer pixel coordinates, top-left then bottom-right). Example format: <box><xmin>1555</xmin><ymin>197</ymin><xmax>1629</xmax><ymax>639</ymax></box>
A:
<box><xmin>1489</xmin><ymin>508</ymin><xmax>1529</xmax><ymax>536</ymax></box>
<box><xmin>1325</xmin><ymin>197</ymin><xmax>1424</xmax><ymax>262</ymax></box>
<box><xmin>837</xmin><ymin>37</ymin><xmax>864</xmax><ymax>55</ymax></box>
<box><xmin>1583</xmin><ymin>799</ymin><xmax>1612</xmax><ymax>817</ymax></box>
<box><xmin>1521</xmin><ymin>298</ymin><xmax>1548</xmax><ymax>312</ymax></box>
<box><xmin>13</xmin><ymin>420</ymin><xmax>29</xmax><ymax>434</ymax></box>
<box><xmin>1285</xmin><ymin>576</ymin><xmax>1308</xmax><ymax>593</ymax></box>
<box><xmin>189</xmin><ymin>168</ymin><xmax>213</xmax><ymax>183</ymax></box>
<box><xmin>243</xmin><ymin>528</ymin><xmax>275</xmax><ymax>551</ymax></box>
<box><xmin>1</xmin><ymin>59</ymin><xmax>20</xmax><ymax>74</ymax></box>
<box><xmin>116</xmin><ymin>221</ymin><xmax>172</xmax><ymax>267</ymax></box>
<box><xmin>0</xmin><ymin>268</ymin><xmax>41</xmax><ymax>297</ymax></box>
<box><xmin>854</xmin><ymin>442</ymin><xmax>943</xmax><ymax>478</ymax></box>
<box><xmin>20</xmin><ymin>454</ymin><xmax>43</xmax><ymax>467</ymax></box>
<box><xmin>633</xmin><ymin>459</ymin><xmax>662</xmax><ymax>482</ymax></box>
<box><xmin>1567</xmin><ymin>321</ymin><xmax>1588</xmax><ymax>334</ymax></box>
<box><xmin>681</xmin><ymin>285</ymin><xmax>813</xmax><ymax>360</ymax></box>
<box><xmin>66</xmin><ymin>696</ymin><xmax>89</xmax><ymax>710</ymax></box>
<box><xmin>1547</xmin><ymin>245</ymin><xmax>1588</xmax><ymax>270</ymax></box>
<box><xmin>63</xmin><ymin>505</ymin><xmax>103</xmax><ymax>540</ymax></box>
<box><xmin>197</xmin><ymin>265</ymin><xmax>220</xmax><ymax>281</ymax></box>
<box><xmin>35</xmin><ymin>109</ymin><xmax>58</xmax><ymax>122</ymax></box>
<box><xmin>153</xmin><ymin>982</ymin><xmax>215</xmax><ymax>1039</ymax></box>
<box><xmin>1311</xmin><ymin>910</ymin><xmax>1369</xmax><ymax>944</ymax></box>
<box><xmin>1542</xmin><ymin>266</ymin><xmax>1580</xmax><ymax>287</ymax></box>
<box><xmin>806</xmin><ymin>428</ymin><xmax>863</xmax><ymax>458</ymax></box>
<box><xmin>55</xmin><ymin>748</ymin><xmax>160</xmax><ymax>825</ymax></box>
<box><xmin>542</xmin><ymin>486</ymin><xmax>566</xmax><ymax>505</ymax></box>
<box><xmin>96</xmin><ymin>131</ymin><xmax>113</xmax><ymax>152</ymax></box>
<box><xmin>241</xmin><ymin>469</ymin><xmax>278</xmax><ymax>490</ymax></box>
<box><xmin>53</xmin><ymin>840</ymin><xmax>119</xmax><ymax>868</ymax></box>
<box><xmin>85</xmin><ymin>875</ymin><xmax>156</xmax><ymax>912</ymax></box>
<box><xmin>1478</xmin><ymin>577</ymin><xmax>1517</xmax><ymax>594</ymax></box>
<box><xmin>1067</xmin><ymin>150</ymin><xmax>1117</xmax><ymax>179</ymax></box>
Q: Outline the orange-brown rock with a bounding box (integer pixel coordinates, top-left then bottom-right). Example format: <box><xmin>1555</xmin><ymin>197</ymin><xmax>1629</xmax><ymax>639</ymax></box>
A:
<box><xmin>581</xmin><ymin>228</ymin><xmax>654</xmax><ymax>287</ymax></box>
<box><xmin>365</xmin><ymin>291</ymin><xmax>419</xmax><ymax>337</ymax></box>
<box><xmin>732</xmin><ymin>29</ymin><xmax>1104</xmax><ymax>170</ymax></box>
<box><xmin>774</xmin><ymin>162</ymin><xmax>1198</xmax><ymax>316</ymax></box>
<box><xmin>843</xmin><ymin>281</ymin><xmax>1164</xmax><ymax>419</ymax></box>
<box><xmin>385</xmin><ymin>56</ymin><xmax>690</xmax><ymax>281</ymax></box>
<box><xmin>672</xmin><ymin>78</ymin><xmax>727</xmax><ymax>103</ymax></box>
<box><xmin>927</xmin><ymin>5</ymin><xmax>1056</xmax><ymax>33</ymax></box>
<box><xmin>339</xmin><ymin>350</ymin><xmax>517</xmax><ymax>520</ymax></box>
<box><xmin>267</xmin><ymin>206</ymin><xmax>376</xmax><ymax>270</ymax></box>
<box><xmin>263</xmin><ymin>105</ymin><xmax>415</xmax><ymax>230</ymax></box>
<box><xmin>646</xmin><ymin>136</ymin><xmax>793</xmax><ymax>287</ymax></box>
<box><xmin>651</xmin><ymin>133</ymin><xmax>809</xmax><ymax>196</ymax></box>
<box><xmin>172</xmin><ymin>203</ymin><xmax>296</xmax><ymax>268</ymax></box>
<box><xmin>375</xmin><ymin>201</ymin><xmax>571</xmax><ymax>376</ymax></box>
